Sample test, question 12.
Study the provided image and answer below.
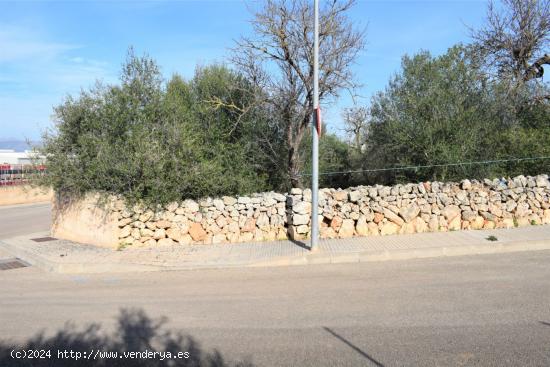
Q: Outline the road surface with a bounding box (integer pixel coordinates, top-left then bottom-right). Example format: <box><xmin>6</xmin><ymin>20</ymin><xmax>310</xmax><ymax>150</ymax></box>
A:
<box><xmin>0</xmin><ymin>203</ymin><xmax>51</xmax><ymax>240</ymax></box>
<box><xmin>1</xmin><ymin>249</ymin><xmax>549</xmax><ymax>366</ymax></box>
<box><xmin>0</xmin><ymin>203</ymin><xmax>50</xmax><ymax>260</ymax></box>
<box><xmin>0</xmin><ymin>203</ymin><xmax>549</xmax><ymax>366</ymax></box>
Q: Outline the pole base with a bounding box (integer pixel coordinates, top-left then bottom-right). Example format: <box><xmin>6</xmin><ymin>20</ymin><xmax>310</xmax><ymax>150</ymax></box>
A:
<box><xmin>309</xmin><ymin>245</ymin><xmax>321</xmax><ymax>253</ymax></box>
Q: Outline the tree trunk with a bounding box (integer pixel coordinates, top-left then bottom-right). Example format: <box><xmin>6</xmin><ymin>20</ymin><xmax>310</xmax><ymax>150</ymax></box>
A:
<box><xmin>524</xmin><ymin>54</ymin><xmax>550</xmax><ymax>81</ymax></box>
<box><xmin>288</xmin><ymin>146</ymin><xmax>302</xmax><ymax>188</ymax></box>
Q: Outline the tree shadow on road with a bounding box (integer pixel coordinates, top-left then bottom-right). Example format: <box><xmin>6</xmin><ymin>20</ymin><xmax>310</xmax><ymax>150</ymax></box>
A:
<box><xmin>0</xmin><ymin>308</ymin><xmax>254</xmax><ymax>367</ymax></box>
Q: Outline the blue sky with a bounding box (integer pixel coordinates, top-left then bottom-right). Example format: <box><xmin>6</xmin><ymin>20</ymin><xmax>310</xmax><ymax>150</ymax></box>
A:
<box><xmin>0</xmin><ymin>0</ymin><xmax>488</xmax><ymax>141</ymax></box>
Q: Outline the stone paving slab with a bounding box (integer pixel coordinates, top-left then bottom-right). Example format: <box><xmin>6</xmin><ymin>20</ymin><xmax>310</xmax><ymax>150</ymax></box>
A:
<box><xmin>2</xmin><ymin>225</ymin><xmax>550</xmax><ymax>273</ymax></box>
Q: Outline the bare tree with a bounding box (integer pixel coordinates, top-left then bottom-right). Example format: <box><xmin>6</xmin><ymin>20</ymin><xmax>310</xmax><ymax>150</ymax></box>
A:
<box><xmin>471</xmin><ymin>0</ymin><xmax>549</xmax><ymax>89</ymax></box>
<box><xmin>342</xmin><ymin>105</ymin><xmax>368</xmax><ymax>149</ymax></box>
<box><xmin>232</xmin><ymin>0</ymin><xmax>365</xmax><ymax>188</ymax></box>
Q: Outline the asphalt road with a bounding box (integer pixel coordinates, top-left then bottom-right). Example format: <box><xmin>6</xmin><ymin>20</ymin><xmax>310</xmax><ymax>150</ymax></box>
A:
<box><xmin>0</xmin><ymin>203</ymin><xmax>51</xmax><ymax>240</ymax></box>
<box><xmin>0</xmin><ymin>203</ymin><xmax>51</xmax><ymax>260</ymax></box>
<box><xmin>1</xmin><ymin>247</ymin><xmax>549</xmax><ymax>366</ymax></box>
<box><xmin>0</xmin><ymin>204</ymin><xmax>549</xmax><ymax>366</ymax></box>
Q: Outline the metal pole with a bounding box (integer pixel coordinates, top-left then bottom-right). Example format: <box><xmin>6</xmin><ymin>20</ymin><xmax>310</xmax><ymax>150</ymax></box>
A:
<box><xmin>311</xmin><ymin>0</ymin><xmax>320</xmax><ymax>251</ymax></box>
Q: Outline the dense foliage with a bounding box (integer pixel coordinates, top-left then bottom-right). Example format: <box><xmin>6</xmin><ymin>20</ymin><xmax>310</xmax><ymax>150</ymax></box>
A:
<box><xmin>41</xmin><ymin>51</ymin><xmax>274</xmax><ymax>204</ymax></box>
<box><xmin>40</xmin><ymin>45</ymin><xmax>549</xmax><ymax>203</ymax></box>
<box><xmin>359</xmin><ymin>45</ymin><xmax>550</xmax><ymax>185</ymax></box>
<box><xmin>40</xmin><ymin>0</ymin><xmax>549</xmax><ymax>202</ymax></box>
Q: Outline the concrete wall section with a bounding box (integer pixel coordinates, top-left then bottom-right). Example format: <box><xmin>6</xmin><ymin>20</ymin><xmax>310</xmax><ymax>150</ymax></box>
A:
<box><xmin>0</xmin><ymin>185</ymin><xmax>53</xmax><ymax>206</ymax></box>
<box><xmin>51</xmin><ymin>193</ymin><xmax>120</xmax><ymax>249</ymax></box>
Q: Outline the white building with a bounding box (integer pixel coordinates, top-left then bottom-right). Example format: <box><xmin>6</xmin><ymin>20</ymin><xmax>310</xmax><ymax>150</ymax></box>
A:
<box><xmin>0</xmin><ymin>150</ymin><xmax>44</xmax><ymax>165</ymax></box>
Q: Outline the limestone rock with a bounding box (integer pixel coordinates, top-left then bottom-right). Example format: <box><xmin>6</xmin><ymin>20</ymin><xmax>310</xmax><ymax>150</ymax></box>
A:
<box><xmin>128</xmin><ymin>227</ymin><xmax>139</xmax><ymax>239</ymax></box>
<box><xmin>448</xmin><ymin>215</ymin><xmax>461</xmax><ymax>231</ymax></box>
<box><xmin>212</xmin><ymin>233</ymin><xmax>227</xmax><ymax>244</ymax></box>
<box><xmin>368</xmin><ymin>222</ymin><xmax>379</xmax><ymax>236</ymax></box>
<box><xmin>333</xmin><ymin>190</ymin><xmax>348</xmax><ymax>201</ymax></box>
<box><xmin>380</xmin><ymin>222</ymin><xmax>399</xmax><ymax>236</ymax></box>
<box><xmin>119</xmin><ymin>225</ymin><xmax>131</xmax><ymax>238</ymax></box>
<box><xmin>240</xmin><ymin>232</ymin><xmax>254</xmax><ymax>242</ymax></box>
<box><xmin>153</xmin><ymin>228</ymin><xmax>166</xmax><ymax>240</ymax></box>
<box><xmin>293</xmin><ymin>214</ymin><xmax>309</xmax><ymax>226</ymax></box>
<box><xmin>137</xmin><ymin>209</ymin><xmax>152</xmax><ymax>222</ymax></box>
<box><xmin>165</xmin><ymin>202</ymin><xmax>179</xmax><ymax>212</ymax></box>
<box><xmin>355</xmin><ymin>216</ymin><xmax>368</xmax><ymax>236</ymax></box>
<box><xmin>271</xmin><ymin>193</ymin><xmax>286</xmax><ymax>202</ymax></box>
<box><xmin>158</xmin><ymin>238</ymin><xmax>175</xmax><ymax>246</ymax></box>
<box><xmin>213</xmin><ymin>199</ymin><xmax>225</xmax><ymax>211</ymax></box>
<box><xmin>442</xmin><ymin>205</ymin><xmax>461</xmax><ymax>221</ymax></box>
<box><xmin>398</xmin><ymin>204</ymin><xmax>420</xmax><ymax>223</ymax></box>
<box><xmin>241</xmin><ymin>218</ymin><xmax>256</xmax><ymax>232</ymax></box>
<box><xmin>119</xmin><ymin>217</ymin><xmax>133</xmax><ymax>227</ymax></box>
<box><xmin>461</xmin><ymin>210</ymin><xmax>477</xmax><ymax>221</ymax></box>
<box><xmin>166</xmin><ymin>228</ymin><xmax>189</xmax><ymax>243</ymax></box>
<box><xmin>536</xmin><ymin>175</ymin><xmax>548</xmax><ymax>188</ymax></box>
<box><xmin>461</xmin><ymin>179</ymin><xmax>472</xmax><ymax>190</ymax></box>
<box><xmin>293</xmin><ymin>201</ymin><xmax>311</xmax><ymax>214</ymax></box>
<box><xmin>153</xmin><ymin>220</ymin><xmax>170</xmax><ymax>229</ymax></box>
<box><xmin>222</xmin><ymin>198</ymin><xmax>237</xmax><ymax>209</ymax></box>
<box><xmin>383</xmin><ymin>208</ymin><xmax>404</xmax><ymax>226</ymax></box>
<box><xmin>143</xmin><ymin>239</ymin><xmax>157</xmax><ymax>247</ymax></box>
<box><xmin>188</xmin><ymin>223</ymin><xmax>207</xmax><ymax>241</ymax></box>
<box><xmin>349</xmin><ymin>191</ymin><xmax>361</xmax><ymax>203</ymax></box>
<box><xmin>373</xmin><ymin>212</ymin><xmax>384</xmax><ymax>224</ymax></box>
<box><xmin>184</xmin><ymin>200</ymin><xmax>200</xmax><ymax>213</ymax></box>
<box><xmin>330</xmin><ymin>216</ymin><xmax>343</xmax><ymax>230</ymax></box>
<box><xmin>290</xmin><ymin>188</ymin><xmax>302</xmax><ymax>195</ymax></box>
<box><xmin>471</xmin><ymin>216</ymin><xmax>485</xmax><ymax>230</ymax></box>
<box><xmin>339</xmin><ymin>219</ymin><xmax>355</xmax><ymax>238</ymax></box>
<box><xmin>428</xmin><ymin>216</ymin><xmax>439</xmax><ymax>232</ymax></box>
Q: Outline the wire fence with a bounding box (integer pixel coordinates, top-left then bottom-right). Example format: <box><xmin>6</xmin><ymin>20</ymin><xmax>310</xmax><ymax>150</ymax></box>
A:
<box><xmin>1</xmin><ymin>156</ymin><xmax>548</xmax><ymax>188</ymax></box>
<box><xmin>298</xmin><ymin>156</ymin><xmax>550</xmax><ymax>177</ymax></box>
<box><xmin>0</xmin><ymin>164</ymin><xmax>47</xmax><ymax>186</ymax></box>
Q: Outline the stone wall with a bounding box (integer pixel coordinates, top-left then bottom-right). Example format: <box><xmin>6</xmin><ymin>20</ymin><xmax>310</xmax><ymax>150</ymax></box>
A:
<box><xmin>114</xmin><ymin>193</ymin><xmax>289</xmax><ymax>248</ymax></box>
<box><xmin>288</xmin><ymin>175</ymin><xmax>550</xmax><ymax>239</ymax></box>
<box><xmin>52</xmin><ymin>174</ymin><xmax>550</xmax><ymax>248</ymax></box>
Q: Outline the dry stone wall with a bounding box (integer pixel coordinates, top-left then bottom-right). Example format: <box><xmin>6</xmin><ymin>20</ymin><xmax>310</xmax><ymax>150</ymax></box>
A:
<box><xmin>115</xmin><ymin>192</ymin><xmax>289</xmax><ymax>247</ymax></box>
<box><xmin>64</xmin><ymin>174</ymin><xmax>550</xmax><ymax>248</ymax></box>
<box><xmin>288</xmin><ymin>175</ymin><xmax>550</xmax><ymax>240</ymax></box>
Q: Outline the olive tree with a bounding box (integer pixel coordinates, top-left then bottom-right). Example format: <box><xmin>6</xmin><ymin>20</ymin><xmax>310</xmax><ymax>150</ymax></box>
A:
<box><xmin>471</xmin><ymin>0</ymin><xmax>549</xmax><ymax>98</ymax></box>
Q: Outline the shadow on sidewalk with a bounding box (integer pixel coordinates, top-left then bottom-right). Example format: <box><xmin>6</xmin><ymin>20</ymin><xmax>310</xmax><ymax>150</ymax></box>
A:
<box><xmin>0</xmin><ymin>308</ymin><xmax>254</xmax><ymax>366</ymax></box>
<box><xmin>288</xmin><ymin>239</ymin><xmax>311</xmax><ymax>251</ymax></box>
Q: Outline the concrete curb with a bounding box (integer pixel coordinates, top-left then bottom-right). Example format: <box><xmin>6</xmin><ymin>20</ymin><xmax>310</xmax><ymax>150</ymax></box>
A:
<box><xmin>248</xmin><ymin>239</ymin><xmax>550</xmax><ymax>268</ymax></box>
<box><xmin>2</xmin><ymin>235</ymin><xmax>550</xmax><ymax>274</ymax></box>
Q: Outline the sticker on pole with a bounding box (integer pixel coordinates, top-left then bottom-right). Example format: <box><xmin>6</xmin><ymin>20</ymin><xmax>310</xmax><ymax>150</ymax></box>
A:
<box><xmin>315</xmin><ymin>107</ymin><xmax>321</xmax><ymax>136</ymax></box>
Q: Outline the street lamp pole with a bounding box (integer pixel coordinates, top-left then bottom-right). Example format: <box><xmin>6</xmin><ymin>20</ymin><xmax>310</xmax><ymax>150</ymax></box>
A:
<box><xmin>311</xmin><ymin>0</ymin><xmax>320</xmax><ymax>251</ymax></box>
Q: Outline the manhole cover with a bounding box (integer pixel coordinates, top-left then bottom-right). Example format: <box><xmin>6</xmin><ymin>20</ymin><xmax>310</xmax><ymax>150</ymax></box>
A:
<box><xmin>31</xmin><ymin>237</ymin><xmax>57</xmax><ymax>242</ymax></box>
<box><xmin>0</xmin><ymin>258</ymin><xmax>30</xmax><ymax>271</ymax></box>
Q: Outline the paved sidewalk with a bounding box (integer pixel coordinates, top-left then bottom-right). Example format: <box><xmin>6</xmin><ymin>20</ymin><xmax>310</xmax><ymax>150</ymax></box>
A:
<box><xmin>2</xmin><ymin>225</ymin><xmax>550</xmax><ymax>273</ymax></box>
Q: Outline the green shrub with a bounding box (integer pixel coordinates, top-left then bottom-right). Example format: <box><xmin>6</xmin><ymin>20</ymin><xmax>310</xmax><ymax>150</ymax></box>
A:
<box><xmin>39</xmin><ymin>49</ymin><xmax>270</xmax><ymax>205</ymax></box>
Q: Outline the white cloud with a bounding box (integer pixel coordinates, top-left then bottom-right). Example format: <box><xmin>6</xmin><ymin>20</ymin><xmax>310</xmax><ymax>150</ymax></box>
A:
<box><xmin>0</xmin><ymin>24</ymin><xmax>78</xmax><ymax>63</ymax></box>
<box><xmin>0</xmin><ymin>23</ymin><xmax>115</xmax><ymax>139</ymax></box>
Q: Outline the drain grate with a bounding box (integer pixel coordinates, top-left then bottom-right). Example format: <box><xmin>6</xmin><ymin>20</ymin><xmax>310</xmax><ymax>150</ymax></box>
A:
<box><xmin>0</xmin><ymin>258</ymin><xmax>30</xmax><ymax>271</ymax></box>
<box><xmin>31</xmin><ymin>237</ymin><xmax>57</xmax><ymax>243</ymax></box>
